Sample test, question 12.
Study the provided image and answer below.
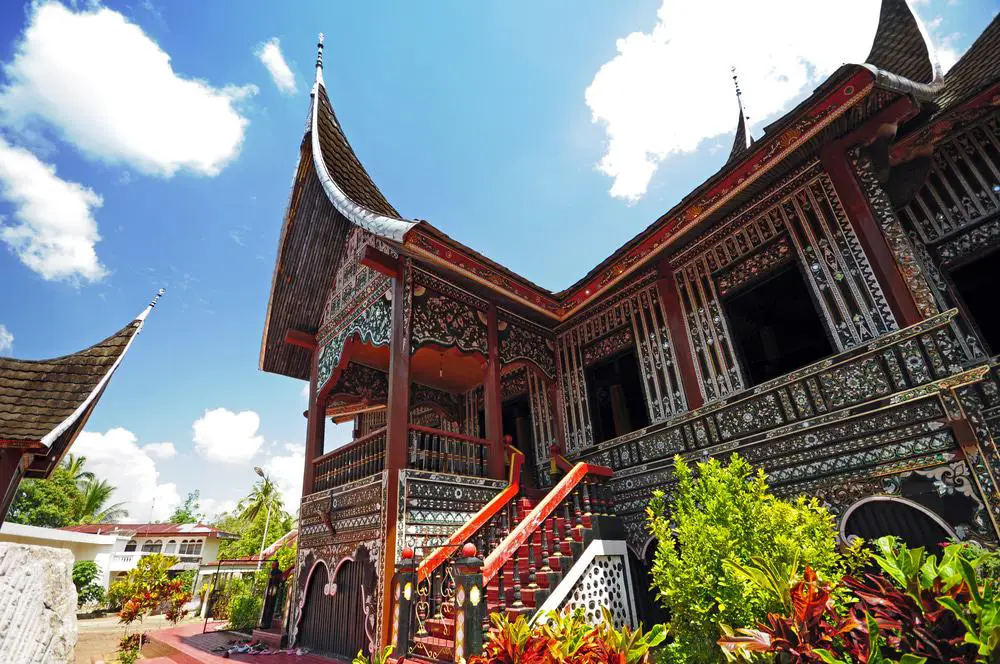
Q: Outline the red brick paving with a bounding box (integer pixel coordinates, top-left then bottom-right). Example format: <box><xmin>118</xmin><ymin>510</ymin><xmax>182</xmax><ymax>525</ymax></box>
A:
<box><xmin>143</xmin><ymin>622</ymin><xmax>345</xmax><ymax>663</ymax></box>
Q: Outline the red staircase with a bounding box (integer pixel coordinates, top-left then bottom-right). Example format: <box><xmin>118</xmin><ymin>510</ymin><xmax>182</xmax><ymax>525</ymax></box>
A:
<box><xmin>403</xmin><ymin>454</ymin><xmax>614</xmax><ymax>662</ymax></box>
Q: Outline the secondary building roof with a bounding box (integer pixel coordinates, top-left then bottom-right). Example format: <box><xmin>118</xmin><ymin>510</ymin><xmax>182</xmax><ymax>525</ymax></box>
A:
<box><xmin>63</xmin><ymin>522</ymin><xmax>235</xmax><ymax>539</ymax></box>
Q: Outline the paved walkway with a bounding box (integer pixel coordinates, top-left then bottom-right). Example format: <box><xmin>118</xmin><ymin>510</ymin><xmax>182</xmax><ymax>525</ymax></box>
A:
<box><xmin>142</xmin><ymin>622</ymin><xmax>344</xmax><ymax>663</ymax></box>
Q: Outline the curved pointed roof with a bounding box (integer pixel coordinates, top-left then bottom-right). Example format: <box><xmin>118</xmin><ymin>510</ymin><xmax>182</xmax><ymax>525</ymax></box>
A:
<box><xmin>309</xmin><ymin>36</ymin><xmax>414</xmax><ymax>242</ymax></box>
<box><xmin>0</xmin><ymin>292</ymin><xmax>160</xmax><ymax>473</ymax></box>
<box><xmin>864</xmin><ymin>0</ymin><xmax>942</xmax><ymax>89</ymax></box>
<box><xmin>727</xmin><ymin>111</ymin><xmax>750</xmax><ymax>162</ymax></box>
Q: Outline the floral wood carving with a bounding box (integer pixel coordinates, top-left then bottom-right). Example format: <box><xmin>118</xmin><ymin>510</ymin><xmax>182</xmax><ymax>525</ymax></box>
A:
<box><xmin>498</xmin><ymin>313</ymin><xmax>557</xmax><ymax>379</ymax></box>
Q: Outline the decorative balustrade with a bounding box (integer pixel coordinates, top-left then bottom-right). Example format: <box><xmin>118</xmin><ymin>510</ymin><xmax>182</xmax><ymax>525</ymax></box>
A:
<box><xmin>579</xmin><ymin>309</ymin><xmax>976</xmax><ymax>471</ymax></box>
<box><xmin>408</xmin><ymin>425</ymin><xmax>489</xmax><ymax>477</ymax></box>
<box><xmin>312</xmin><ymin>426</ymin><xmax>387</xmax><ymax>492</ymax></box>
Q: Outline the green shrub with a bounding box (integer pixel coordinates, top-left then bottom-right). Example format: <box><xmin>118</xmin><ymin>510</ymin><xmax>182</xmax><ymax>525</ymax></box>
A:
<box><xmin>72</xmin><ymin>560</ymin><xmax>106</xmax><ymax>607</ymax></box>
<box><xmin>646</xmin><ymin>454</ymin><xmax>841</xmax><ymax>663</ymax></box>
<box><xmin>228</xmin><ymin>594</ymin><xmax>262</xmax><ymax>632</ymax></box>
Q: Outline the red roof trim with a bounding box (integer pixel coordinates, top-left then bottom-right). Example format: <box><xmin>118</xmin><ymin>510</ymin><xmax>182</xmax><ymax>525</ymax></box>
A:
<box><xmin>404</xmin><ymin>68</ymin><xmax>875</xmax><ymax>319</ymax></box>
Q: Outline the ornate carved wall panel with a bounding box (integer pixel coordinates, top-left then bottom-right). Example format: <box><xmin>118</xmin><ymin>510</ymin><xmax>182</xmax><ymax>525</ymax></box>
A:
<box><xmin>891</xmin><ymin>112</ymin><xmax>1000</xmax><ymax>362</ymax></box>
<box><xmin>317</xmin><ymin>228</ymin><xmax>395</xmax><ymax>390</ymax></box>
<box><xmin>328</xmin><ymin>362</ymin><xmax>389</xmax><ymax>406</ymax></box>
<box><xmin>556</xmin><ymin>273</ymin><xmax>686</xmax><ymax>454</ymax></box>
<box><xmin>293</xmin><ymin>473</ymin><xmax>385</xmax><ymax>648</ymax></box>
<box><xmin>396</xmin><ymin>470</ymin><xmax>505</xmax><ymax>560</ymax></box>
<box><xmin>528</xmin><ymin>366</ymin><xmax>558</xmax><ymax>485</ymax></box>
<box><xmin>498</xmin><ymin>311</ymin><xmax>557</xmax><ymax>380</ymax></box>
<box><xmin>670</xmin><ymin>162</ymin><xmax>899</xmax><ymax>402</ymax></box>
<box><xmin>318</xmin><ymin>294</ymin><xmax>392</xmax><ymax>391</ymax></box>
<box><xmin>411</xmin><ymin>268</ymin><xmax>488</xmax><ymax>356</ymax></box>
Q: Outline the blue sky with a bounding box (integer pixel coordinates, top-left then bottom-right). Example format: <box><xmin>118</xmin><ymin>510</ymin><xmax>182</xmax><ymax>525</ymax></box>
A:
<box><xmin>0</xmin><ymin>0</ymin><xmax>995</xmax><ymax>521</ymax></box>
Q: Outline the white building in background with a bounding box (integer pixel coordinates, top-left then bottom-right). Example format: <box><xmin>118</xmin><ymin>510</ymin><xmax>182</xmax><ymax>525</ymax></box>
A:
<box><xmin>0</xmin><ymin>522</ymin><xmax>233</xmax><ymax>591</ymax></box>
<box><xmin>0</xmin><ymin>522</ymin><xmax>119</xmax><ymax>589</ymax></box>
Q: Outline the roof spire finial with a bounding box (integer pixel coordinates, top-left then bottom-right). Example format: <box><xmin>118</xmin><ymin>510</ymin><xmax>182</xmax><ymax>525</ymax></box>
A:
<box><xmin>731</xmin><ymin>66</ymin><xmax>748</xmax><ymax>125</ymax></box>
<box><xmin>316</xmin><ymin>33</ymin><xmax>325</xmax><ymax>70</ymax></box>
<box><xmin>136</xmin><ymin>288</ymin><xmax>165</xmax><ymax>323</ymax></box>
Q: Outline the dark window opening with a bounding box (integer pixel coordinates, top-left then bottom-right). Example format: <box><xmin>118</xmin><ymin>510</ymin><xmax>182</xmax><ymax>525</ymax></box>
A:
<box><xmin>950</xmin><ymin>249</ymin><xmax>1000</xmax><ymax>356</ymax></box>
<box><xmin>844</xmin><ymin>500</ymin><xmax>951</xmax><ymax>556</ymax></box>
<box><xmin>502</xmin><ymin>395</ymin><xmax>537</xmax><ymax>487</ymax></box>
<box><xmin>584</xmin><ymin>347</ymin><xmax>649</xmax><ymax>444</ymax></box>
<box><xmin>723</xmin><ymin>262</ymin><xmax>833</xmax><ymax>385</ymax></box>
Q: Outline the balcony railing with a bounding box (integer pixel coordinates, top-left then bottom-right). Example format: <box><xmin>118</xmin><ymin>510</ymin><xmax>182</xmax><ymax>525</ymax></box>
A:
<box><xmin>109</xmin><ymin>551</ymin><xmax>202</xmax><ymax>571</ymax></box>
<box><xmin>313</xmin><ymin>426</ymin><xmax>387</xmax><ymax>492</ymax></box>
<box><xmin>408</xmin><ymin>425</ymin><xmax>489</xmax><ymax>477</ymax></box>
<box><xmin>579</xmin><ymin>309</ymin><xmax>979</xmax><ymax>470</ymax></box>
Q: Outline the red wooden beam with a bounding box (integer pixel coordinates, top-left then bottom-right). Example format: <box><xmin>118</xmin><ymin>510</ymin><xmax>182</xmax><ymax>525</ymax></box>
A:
<box><xmin>819</xmin><ymin>143</ymin><xmax>923</xmax><ymax>327</ymax></box>
<box><xmin>484</xmin><ymin>304</ymin><xmax>505</xmax><ymax>480</ymax></box>
<box><xmin>379</xmin><ymin>259</ymin><xmax>412</xmax><ymax>650</ymax></box>
<box><xmin>655</xmin><ymin>263</ymin><xmax>704</xmax><ymax>411</ymax></box>
<box><xmin>361</xmin><ymin>244</ymin><xmax>400</xmax><ymax>279</ymax></box>
<box><xmin>284</xmin><ymin>329</ymin><xmax>317</xmax><ymax>351</ymax></box>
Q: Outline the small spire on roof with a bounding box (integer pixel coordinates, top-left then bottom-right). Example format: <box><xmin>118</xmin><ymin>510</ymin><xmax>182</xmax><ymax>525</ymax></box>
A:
<box><xmin>728</xmin><ymin>67</ymin><xmax>753</xmax><ymax>162</ymax></box>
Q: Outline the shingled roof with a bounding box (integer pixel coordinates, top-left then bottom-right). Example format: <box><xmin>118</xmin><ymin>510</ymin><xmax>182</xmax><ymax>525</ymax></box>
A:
<box><xmin>0</xmin><ymin>292</ymin><xmax>160</xmax><ymax>478</ymax></box>
<box><xmin>934</xmin><ymin>13</ymin><xmax>1000</xmax><ymax>115</ymax></box>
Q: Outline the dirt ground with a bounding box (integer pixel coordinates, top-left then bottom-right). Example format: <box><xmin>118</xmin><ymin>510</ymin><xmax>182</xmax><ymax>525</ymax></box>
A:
<box><xmin>75</xmin><ymin>614</ymin><xmax>205</xmax><ymax>663</ymax></box>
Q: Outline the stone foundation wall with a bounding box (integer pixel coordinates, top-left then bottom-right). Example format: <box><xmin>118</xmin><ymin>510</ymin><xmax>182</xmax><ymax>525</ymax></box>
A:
<box><xmin>0</xmin><ymin>542</ymin><xmax>78</xmax><ymax>664</ymax></box>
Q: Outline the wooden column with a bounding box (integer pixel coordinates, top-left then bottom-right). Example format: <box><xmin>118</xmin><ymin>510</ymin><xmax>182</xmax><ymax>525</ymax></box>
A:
<box><xmin>379</xmin><ymin>261</ymin><xmax>411</xmax><ymax>649</ymax></box>
<box><xmin>484</xmin><ymin>304</ymin><xmax>505</xmax><ymax>479</ymax></box>
<box><xmin>0</xmin><ymin>450</ymin><xmax>27</xmax><ymax>522</ymax></box>
<box><xmin>820</xmin><ymin>144</ymin><xmax>923</xmax><ymax>328</ymax></box>
<box><xmin>301</xmin><ymin>351</ymin><xmax>325</xmax><ymax>499</ymax></box>
<box><xmin>655</xmin><ymin>262</ymin><xmax>704</xmax><ymax>411</ymax></box>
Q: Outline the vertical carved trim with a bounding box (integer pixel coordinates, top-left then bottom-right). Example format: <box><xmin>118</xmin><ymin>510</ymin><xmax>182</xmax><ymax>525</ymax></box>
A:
<box><xmin>850</xmin><ymin>151</ymin><xmax>940</xmax><ymax>319</ymax></box>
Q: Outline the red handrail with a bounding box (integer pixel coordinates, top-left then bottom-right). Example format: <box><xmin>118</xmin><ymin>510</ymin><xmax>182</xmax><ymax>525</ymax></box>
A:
<box><xmin>312</xmin><ymin>426</ymin><xmax>387</xmax><ymax>465</ymax></box>
<box><xmin>416</xmin><ymin>444</ymin><xmax>524</xmax><ymax>583</ymax></box>
<box><xmin>481</xmin><ymin>460</ymin><xmax>612</xmax><ymax>584</ymax></box>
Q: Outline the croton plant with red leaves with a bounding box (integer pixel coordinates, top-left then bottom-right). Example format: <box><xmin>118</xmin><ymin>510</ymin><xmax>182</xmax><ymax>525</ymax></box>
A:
<box><xmin>718</xmin><ymin>537</ymin><xmax>998</xmax><ymax>663</ymax></box>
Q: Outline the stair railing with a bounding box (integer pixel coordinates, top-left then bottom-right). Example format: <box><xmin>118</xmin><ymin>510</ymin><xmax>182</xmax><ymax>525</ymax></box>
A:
<box><xmin>481</xmin><ymin>459</ymin><xmax>613</xmax><ymax>590</ymax></box>
<box><xmin>416</xmin><ymin>440</ymin><xmax>524</xmax><ymax>583</ymax></box>
<box><xmin>396</xmin><ymin>440</ymin><xmax>525</xmax><ymax>660</ymax></box>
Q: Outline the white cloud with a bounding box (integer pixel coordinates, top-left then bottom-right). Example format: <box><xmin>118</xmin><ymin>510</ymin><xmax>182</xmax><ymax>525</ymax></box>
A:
<box><xmin>73</xmin><ymin>427</ymin><xmax>180</xmax><ymax>522</ymax></box>
<box><xmin>262</xmin><ymin>442</ymin><xmax>304</xmax><ymax>512</ymax></box>
<box><xmin>300</xmin><ymin>383</ymin><xmax>310</xmax><ymax>400</ymax></box>
<box><xmin>200</xmin><ymin>497</ymin><xmax>238</xmax><ymax>521</ymax></box>
<box><xmin>255</xmin><ymin>38</ymin><xmax>297</xmax><ymax>95</ymax></box>
<box><xmin>586</xmin><ymin>0</ymin><xmax>888</xmax><ymax>201</ymax></box>
<box><xmin>143</xmin><ymin>441</ymin><xmax>176</xmax><ymax>459</ymax></box>
<box><xmin>192</xmin><ymin>407</ymin><xmax>264</xmax><ymax>463</ymax></box>
<box><xmin>0</xmin><ymin>2</ymin><xmax>257</xmax><ymax>177</ymax></box>
<box><xmin>0</xmin><ymin>136</ymin><xmax>107</xmax><ymax>282</ymax></box>
<box><xmin>0</xmin><ymin>324</ymin><xmax>12</xmax><ymax>355</ymax></box>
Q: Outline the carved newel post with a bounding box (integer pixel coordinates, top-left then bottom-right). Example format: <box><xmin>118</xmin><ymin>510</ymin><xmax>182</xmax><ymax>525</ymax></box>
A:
<box><xmin>453</xmin><ymin>543</ymin><xmax>485</xmax><ymax>662</ymax></box>
<box><xmin>391</xmin><ymin>546</ymin><xmax>417</xmax><ymax>659</ymax></box>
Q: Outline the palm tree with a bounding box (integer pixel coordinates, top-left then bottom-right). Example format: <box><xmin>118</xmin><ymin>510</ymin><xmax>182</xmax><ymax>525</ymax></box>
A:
<box><xmin>62</xmin><ymin>454</ymin><xmax>95</xmax><ymax>486</ymax></box>
<box><xmin>74</xmin><ymin>477</ymin><xmax>129</xmax><ymax>524</ymax></box>
<box><xmin>237</xmin><ymin>473</ymin><xmax>284</xmax><ymax>524</ymax></box>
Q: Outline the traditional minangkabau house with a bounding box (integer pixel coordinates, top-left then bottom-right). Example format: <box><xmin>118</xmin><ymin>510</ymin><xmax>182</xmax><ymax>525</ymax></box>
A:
<box><xmin>0</xmin><ymin>291</ymin><xmax>162</xmax><ymax>521</ymax></box>
<box><xmin>260</xmin><ymin>4</ymin><xmax>1000</xmax><ymax>660</ymax></box>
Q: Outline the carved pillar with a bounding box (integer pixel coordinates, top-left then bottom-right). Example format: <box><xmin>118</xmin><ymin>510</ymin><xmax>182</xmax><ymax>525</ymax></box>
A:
<box><xmin>380</xmin><ymin>258</ymin><xmax>412</xmax><ymax>649</ymax></box>
<box><xmin>655</xmin><ymin>262</ymin><xmax>703</xmax><ymax>411</ymax></box>
<box><xmin>390</xmin><ymin>547</ymin><xmax>417</xmax><ymax>658</ymax></box>
<box><xmin>452</xmin><ymin>544</ymin><xmax>485</xmax><ymax>662</ymax></box>
<box><xmin>302</xmin><ymin>350</ymin><xmax>325</xmax><ymax>498</ymax></box>
<box><xmin>820</xmin><ymin>144</ymin><xmax>927</xmax><ymax>327</ymax></box>
<box><xmin>484</xmin><ymin>304</ymin><xmax>505</xmax><ymax>479</ymax></box>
